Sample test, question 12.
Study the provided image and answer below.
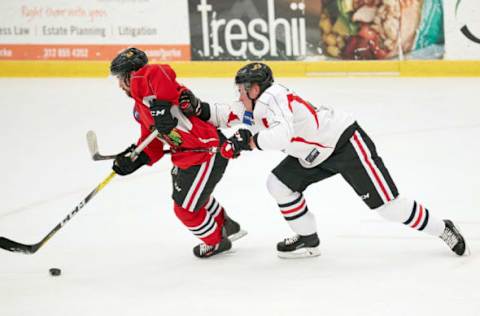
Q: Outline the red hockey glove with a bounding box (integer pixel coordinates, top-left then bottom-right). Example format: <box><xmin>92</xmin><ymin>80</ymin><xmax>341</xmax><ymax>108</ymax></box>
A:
<box><xmin>220</xmin><ymin>129</ymin><xmax>252</xmax><ymax>159</ymax></box>
<box><xmin>178</xmin><ymin>89</ymin><xmax>211</xmax><ymax>121</ymax></box>
<box><xmin>179</xmin><ymin>89</ymin><xmax>200</xmax><ymax>115</ymax></box>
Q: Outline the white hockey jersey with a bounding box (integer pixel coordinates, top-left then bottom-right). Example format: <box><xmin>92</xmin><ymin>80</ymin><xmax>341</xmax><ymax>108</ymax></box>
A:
<box><xmin>209</xmin><ymin>83</ymin><xmax>355</xmax><ymax>168</ymax></box>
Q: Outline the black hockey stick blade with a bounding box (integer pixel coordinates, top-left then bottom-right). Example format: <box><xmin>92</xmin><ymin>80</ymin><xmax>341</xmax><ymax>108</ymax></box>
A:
<box><xmin>0</xmin><ymin>237</ymin><xmax>39</xmax><ymax>254</ymax></box>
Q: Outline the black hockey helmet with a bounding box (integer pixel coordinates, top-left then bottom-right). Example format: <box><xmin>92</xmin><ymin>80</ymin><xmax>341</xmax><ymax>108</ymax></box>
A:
<box><xmin>110</xmin><ymin>47</ymin><xmax>148</xmax><ymax>77</ymax></box>
<box><xmin>235</xmin><ymin>62</ymin><xmax>274</xmax><ymax>93</ymax></box>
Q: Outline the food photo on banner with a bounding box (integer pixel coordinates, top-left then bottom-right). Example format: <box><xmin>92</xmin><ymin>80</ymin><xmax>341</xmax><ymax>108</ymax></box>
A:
<box><xmin>187</xmin><ymin>0</ymin><xmax>445</xmax><ymax>60</ymax></box>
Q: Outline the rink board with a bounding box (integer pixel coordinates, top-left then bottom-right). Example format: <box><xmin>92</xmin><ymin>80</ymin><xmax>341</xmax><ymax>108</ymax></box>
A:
<box><xmin>1</xmin><ymin>60</ymin><xmax>480</xmax><ymax>78</ymax></box>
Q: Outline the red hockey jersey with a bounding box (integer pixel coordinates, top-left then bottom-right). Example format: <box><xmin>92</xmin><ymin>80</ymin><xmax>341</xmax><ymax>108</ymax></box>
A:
<box><xmin>128</xmin><ymin>64</ymin><xmax>220</xmax><ymax>169</ymax></box>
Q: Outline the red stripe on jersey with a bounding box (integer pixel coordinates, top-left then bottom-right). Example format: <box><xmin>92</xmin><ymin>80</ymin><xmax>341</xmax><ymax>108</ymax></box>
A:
<box><xmin>227</xmin><ymin>112</ymin><xmax>240</xmax><ymax>127</ymax></box>
<box><xmin>281</xmin><ymin>200</ymin><xmax>306</xmax><ymax>215</ymax></box>
<box><xmin>287</xmin><ymin>94</ymin><xmax>319</xmax><ymax>129</ymax></box>
<box><xmin>291</xmin><ymin>136</ymin><xmax>330</xmax><ymax>148</ymax></box>
<box><xmin>352</xmin><ymin>132</ymin><xmax>392</xmax><ymax>202</ymax></box>
<box><xmin>185</xmin><ymin>158</ymin><xmax>212</xmax><ymax>211</ymax></box>
<box><xmin>262</xmin><ymin>118</ymin><xmax>270</xmax><ymax>128</ymax></box>
<box><xmin>411</xmin><ymin>205</ymin><xmax>424</xmax><ymax>229</ymax></box>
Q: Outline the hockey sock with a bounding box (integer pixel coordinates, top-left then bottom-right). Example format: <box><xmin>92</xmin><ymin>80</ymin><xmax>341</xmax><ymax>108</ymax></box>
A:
<box><xmin>203</xmin><ymin>196</ymin><xmax>225</xmax><ymax>228</ymax></box>
<box><xmin>278</xmin><ymin>193</ymin><xmax>317</xmax><ymax>236</ymax></box>
<box><xmin>267</xmin><ymin>174</ymin><xmax>317</xmax><ymax>236</ymax></box>
<box><xmin>376</xmin><ymin>196</ymin><xmax>445</xmax><ymax>237</ymax></box>
<box><xmin>174</xmin><ymin>203</ymin><xmax>222</xmax><ymax>245</ymax></box>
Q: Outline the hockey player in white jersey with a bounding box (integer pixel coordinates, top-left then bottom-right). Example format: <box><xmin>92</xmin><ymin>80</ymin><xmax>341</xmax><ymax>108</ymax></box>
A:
<box><xmin>178</xmin><ymin>62</ymin><xmax>468</xmax><ymax>259</ymax></box>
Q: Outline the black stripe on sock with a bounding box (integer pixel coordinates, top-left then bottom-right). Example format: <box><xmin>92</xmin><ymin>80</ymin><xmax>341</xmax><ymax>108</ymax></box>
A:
<box><xmin>193</xmin><ymin>219</ymin><xmax>216</xmax><ymax>237</ymax></box>
<box><xmin>284</xmin><ymin>206</ymin><xmax>308</xmax><ymax>221</ymax></box>
<box><xmin>418</xmin><ymin>208</ymin><xmax>430</xmax><ymax>231</ymax></box>
<box><xmin>278</xmin><ymin>194</ymin><xmax>303</xmax><ymax>208</ymax></box>
<box><xmin>191</xmin><ymin>215</ymin><xmax>214</xmax><ymax>233</ymax></box>
<box><xmin>205</xmin><ymin>197</ymin><xmax>215</xmax><ymax>210</ymax></box>
<box><xmin>209</xmin><ymin>202</ymin><xmax>220</xmax><ymax>216</ymax></box>
<box><xmin>403</xmin><ymin>201</ymin><xmax>417</xmax><ymax>225</ymax></box>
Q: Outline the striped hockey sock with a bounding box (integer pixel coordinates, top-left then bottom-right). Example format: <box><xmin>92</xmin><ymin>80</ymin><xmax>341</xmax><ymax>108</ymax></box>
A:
<box><xmin>377</xmin><ymin>197</ymin><xmax>445</xmax><ymax>237</ymax></box>
<box><xmin>204</xmin><ymin>196</ymin><xmax>225</xmax><ymax>228</ymax></box>
<box><xmin>278</xmin><ymin>193</ymin><xmax>317</xmax><ymax>236</ymax></box>
<box><xmin>174</xmin><ymin>203</ymin><xmax>223</xmax><ymax>245</ymax></box>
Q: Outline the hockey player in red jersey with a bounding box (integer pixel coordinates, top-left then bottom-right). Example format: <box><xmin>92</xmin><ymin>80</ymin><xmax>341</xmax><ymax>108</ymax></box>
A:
<box><xmin>179</xmin><ymin>62</ymin><xmax>468</xmax><ymax>259</ymax></box>
<box><xmin>109</xmin><ymin>47</ymin><xmax>246</xmax><ymax>258</ymax></box>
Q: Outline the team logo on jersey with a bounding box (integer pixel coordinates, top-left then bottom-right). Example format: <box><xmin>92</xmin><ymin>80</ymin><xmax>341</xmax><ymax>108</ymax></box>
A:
<box><xmin>167</xmin><ymin>129</ymin><xmax>183</xmax><ymax>146</ymax></box>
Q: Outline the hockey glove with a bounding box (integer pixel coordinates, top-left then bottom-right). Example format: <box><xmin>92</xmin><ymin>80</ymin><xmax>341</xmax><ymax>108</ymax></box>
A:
<box><xmin>149</xmin><ymin>99</ymin><xmax>178</xmax><ymax>134</ymax></box>
<box><xmin>112</xmin><ymin>144</ymin><xmax>150</xmax><ymax>176</ymax></box>
<box><xmin>220</xmin><ymin>129</ymin><xmax>253</xmax><ymax>159</ymax></box>
<box><xmin>178</xmin><ymin>89</ymin><xmax>211</xmax><ymax>121</ymax></box>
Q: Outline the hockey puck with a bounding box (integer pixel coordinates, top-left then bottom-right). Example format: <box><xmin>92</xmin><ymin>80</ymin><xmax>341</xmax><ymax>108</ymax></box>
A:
<box><xmin>49</xmin><ymin>268</ymin><xmax>61</xmax><ymax>276</ymax></box>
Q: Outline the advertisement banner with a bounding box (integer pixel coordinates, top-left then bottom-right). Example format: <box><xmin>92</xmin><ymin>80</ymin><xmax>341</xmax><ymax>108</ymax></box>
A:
<box><xmin>1</xmin><ymin>0</ymin><xmax>475</xmax><ymax>63</ymax></box>
<box><xmin>0</xmin><ymin>0</ymin><xmax>191</xmax><ymax>61</ymax></box>
<box><xmin>444</xmin><ymin>0</ymin><xmax>480</xmax><ymax>59</ymax></box>
<box><xmin>188</xmin><ymin>0</ymin><xmax>445</xmax><ymax>61</ymax></box>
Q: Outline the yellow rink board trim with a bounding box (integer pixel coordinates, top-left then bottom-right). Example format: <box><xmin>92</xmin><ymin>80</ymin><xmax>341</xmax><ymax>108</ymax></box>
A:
<box><xmin>0</xmin><ymin>60</ymin><xmax>479</xmax><ymax>77</ymax></box>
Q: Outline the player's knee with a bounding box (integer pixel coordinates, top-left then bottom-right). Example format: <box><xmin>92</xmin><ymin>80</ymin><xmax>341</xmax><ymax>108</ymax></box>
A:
<box><xmin>266</xmin><ymin>173</ymin><xmax>294</xmax><ymax>200</ymax></box>
<box><xmin>375</xmin><ymin>196</ymin><xmax>409</xmax><ymax>221</ymax></box>
<box><xmin>173</xmin><ymin>202</ymin><xmax>194</xmax><ymax>221</ymax></box>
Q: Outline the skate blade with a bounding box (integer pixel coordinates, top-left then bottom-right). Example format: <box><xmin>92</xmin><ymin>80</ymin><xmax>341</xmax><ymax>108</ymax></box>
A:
<box><xmin>228</xmin><ymin>229</ymin><xmax>248</xmax><ymax>242</ymax></box>
<box><xmin>277</xmin><ymin>247</ymin><xmax>321</xmax><ymax>259</ymax></box>
<box><xmin>463</xmin><ymin>244</ymin><xmax>472</xmax><ymax>257</ymax></box>
<box><xmin>452</xmin><ymin>223</ymin><xmax>471</xmax><ymax>257</ymax></box>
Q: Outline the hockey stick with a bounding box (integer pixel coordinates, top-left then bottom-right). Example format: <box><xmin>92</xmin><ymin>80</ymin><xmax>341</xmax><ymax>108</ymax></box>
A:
<box><xmin>86</xmin><ymin>130</ymin><xmax>219</xmax><ymax>161</ymax></box>
<box><xmin>0</xmin><ymin>131</ymin><xmax>159</xmax><ymax>255</ymax></box>
<box><xmin>86</xmin><ymin>130</ymin><xmax>117</xmax><ymax>160</ymax></box>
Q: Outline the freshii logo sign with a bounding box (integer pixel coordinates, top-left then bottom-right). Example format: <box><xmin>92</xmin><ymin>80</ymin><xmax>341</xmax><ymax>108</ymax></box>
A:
<box><xmin>188</xmin><ymin>0</ymin><xmax>307</xmax><ymax>60</ymax></box>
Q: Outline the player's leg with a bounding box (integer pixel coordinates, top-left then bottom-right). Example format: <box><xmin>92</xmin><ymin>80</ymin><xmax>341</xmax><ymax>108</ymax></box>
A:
<box><xmin>172</xmin><ymin>156</ymin><xmax>232</xmax><ymax>258</ymax></box>
<box><xmin>171</xmin><ymin>153</ymin><xmax>236</xmax><ymax>258</ymax></box>
<box><xmin>203</xmin><ymin>195</ymin><xmax>247</xmax><ymax>241</ymax></box>
<box><xmin>194</xmin><ymin>151</ymin><xmax>247</xmax><ymax>242</ymax></box>
<box><xmin>269</xmin><ymin>156</ymin><xmax>335</xmax><ymax>258</ymax></box>
<box><xmin>338</xmin><ymin>124</ymin><xmax>467</xmax><ymax>255</ymax></box>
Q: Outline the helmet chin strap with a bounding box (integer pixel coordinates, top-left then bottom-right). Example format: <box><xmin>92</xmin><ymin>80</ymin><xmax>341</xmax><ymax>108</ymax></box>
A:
<box><xmin>245</xmin><ymin>85</ymin><xmax>261</xmax><ymax>110</ymax></box>
<box><xmin>122</xmin><ymin>73</ymin><xmax>131</xmax><ymax>88</ymax></box>
<box><xmin>246</xmin><ymin>90</ymin><xmax>256</xmax><ymax>109</ymax></box>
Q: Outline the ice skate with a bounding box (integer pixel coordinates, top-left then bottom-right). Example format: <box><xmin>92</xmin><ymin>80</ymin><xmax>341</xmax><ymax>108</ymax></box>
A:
<box><xmin>277</xmin><ymin>233</ymin><xmax>321</xmax><ymax>259</ymax></box>
<box><xmin>193</xmin><ymin>236</ymin><xmax>232</xmax><ymax>258</ymax></box>
<box><xmin>224</xmin><ymin>214</ymin><xmax>247</xmax><ymax>242</ymax></box>
<box><xmin>440</xmin><ymin>219</ymin><xmax>469</xmax><ymax>256</ymax></box>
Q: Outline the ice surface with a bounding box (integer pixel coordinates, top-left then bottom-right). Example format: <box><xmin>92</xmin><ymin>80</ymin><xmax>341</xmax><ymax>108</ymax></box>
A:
<box><xmin>0</xmin><ymin>76</ymin><xmax>479</xmax><ymax>316</ymax></box>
